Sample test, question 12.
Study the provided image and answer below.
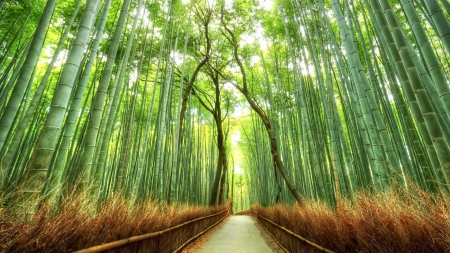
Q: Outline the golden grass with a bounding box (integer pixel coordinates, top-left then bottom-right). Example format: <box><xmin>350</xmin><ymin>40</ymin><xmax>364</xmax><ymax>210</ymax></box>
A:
<box><xmin>0</xmin><ymin>193</ymin><xmax>230</xmax><ymax>253</ymax></box>
<box><xmin>234</xmin><ymin>209</ymin><xmax>250</xmax><ymax>215</ymax></box>
<box><xmin>251</xmin><ymin>187</ymin><xmax>450</xmax><ymax>252</ymax></box>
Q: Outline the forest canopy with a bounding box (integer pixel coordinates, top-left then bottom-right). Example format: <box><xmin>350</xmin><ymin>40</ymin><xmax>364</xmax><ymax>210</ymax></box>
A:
<box><xmin>0</xmin><ymin>0</ymin><xmax>450</xmax><ymax>210</ymax></box>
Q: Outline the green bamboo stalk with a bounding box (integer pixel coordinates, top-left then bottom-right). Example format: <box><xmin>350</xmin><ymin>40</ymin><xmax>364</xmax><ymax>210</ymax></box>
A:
<box><xmin>76</xmin><ymin>0</ymin><xmax>132</xmax><ymax>192</ymax></box>
<box><xmin>0</xmin><ymin>0</ymin><xmax>56</xmax><ymax>152</ymax></box>
<box><xmin>376</xmin><ymin>0</ymin><xmax>450</xmax><ymax>191</ymax></box>
<box><xmin>422</xmin><ymin>0</ymin><xmax>450</xmax><ymax>54</ymax></box>
<box><xmin>2</xmin><ymin>0</ymin><xmax>85</xmax><ymax>191</ymax></box>
<box><xmin>23</xmin><ymin>0</ymin><xmax>101</xmax><ymax>196</ymax></box>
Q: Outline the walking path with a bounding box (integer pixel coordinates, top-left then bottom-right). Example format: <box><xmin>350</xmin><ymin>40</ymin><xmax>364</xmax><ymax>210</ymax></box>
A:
<box><xmin>197</xmin><ymin>215</ymin><xmax>275</xmax><ymax>253</ymax></box>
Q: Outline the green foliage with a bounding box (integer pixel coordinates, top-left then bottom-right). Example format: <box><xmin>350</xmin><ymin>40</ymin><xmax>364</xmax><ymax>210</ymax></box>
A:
<box><xmin>1</xmin><ymin>0</ymin><xmax>450</xmax><ymax>215</ymax></box>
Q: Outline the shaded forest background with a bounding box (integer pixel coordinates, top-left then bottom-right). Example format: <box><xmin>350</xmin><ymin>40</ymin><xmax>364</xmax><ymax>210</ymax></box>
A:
<box><xmin>1</xmin><ymin>0</ymin><xmax>450</xmax><ymax>212</ymax></box>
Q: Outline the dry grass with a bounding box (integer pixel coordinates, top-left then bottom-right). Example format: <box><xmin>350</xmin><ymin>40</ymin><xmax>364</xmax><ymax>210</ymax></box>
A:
<box><xmin>251</xmin><ymin>187</ymin><xmax>450</xmax><ymax>253</ymax></box>
<box><xmin>234</xmin><ymin>209</ymin><xmax>250</xmax><ymax>215</ymax></box>
<box><xmin>0</xmin><ymin>192</ymin><xmax>230</xmax><ymax>253</ymax></box>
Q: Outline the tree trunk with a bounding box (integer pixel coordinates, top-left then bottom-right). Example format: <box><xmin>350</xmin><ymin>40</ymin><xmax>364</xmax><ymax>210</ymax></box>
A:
<box><xmin>218</xmin><ymin>151</ymin><xmax>228</xmax><ymax>205</ymax></box>
<box><xmin>221</xmin><ymin>17</ymin><xmax>303</xmax><ymax>205</ymax></box>
<box><xmin>209</xmin><ymin>116</ymin><xmax>224</xmax><ymax>205</ymax></box>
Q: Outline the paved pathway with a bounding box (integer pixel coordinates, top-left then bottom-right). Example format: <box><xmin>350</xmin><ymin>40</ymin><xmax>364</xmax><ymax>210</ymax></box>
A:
<box><xmin>197</xmin><ymin>215</ymin><xmax>275</xmax><ymax>253</ymax></box>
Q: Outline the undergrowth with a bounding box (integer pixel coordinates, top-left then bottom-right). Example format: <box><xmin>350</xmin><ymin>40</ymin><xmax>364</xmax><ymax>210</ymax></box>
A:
<box><xmin>252</xmin><ymin>187</ymin><xmax>450</xmax><ymax>253</ymax></box>
<box><xmin>0</xmin><ymin>192</ymin><xmax>230</xmax><ymax>253</ymax></box>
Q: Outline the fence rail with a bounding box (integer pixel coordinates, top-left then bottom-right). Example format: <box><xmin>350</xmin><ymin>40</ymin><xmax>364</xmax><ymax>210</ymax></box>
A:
<box><xmin>173</xmin><ymin>211</ymin><xmax>229</xmax><ymax>252</ymax></box>
<box><xmin>250</xmin><ymin>213</ymin><xmax>289</xmax><ymax>253</ymax></box>
<box><xmin>73</xmin><ymin>207</ymin><xmax>230</xmax><ymax>253</ymax></box>
<box><xmin>251</xmin><ymin>211</ymin><xmax>335</xmax><ymax>253</ymax></box>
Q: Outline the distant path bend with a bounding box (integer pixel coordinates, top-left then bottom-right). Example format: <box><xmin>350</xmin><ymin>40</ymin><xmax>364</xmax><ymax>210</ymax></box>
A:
<box><xmin>197</xmin><ymin>215</ymin><xmax>275</xmax><ymax>253</ymax></box>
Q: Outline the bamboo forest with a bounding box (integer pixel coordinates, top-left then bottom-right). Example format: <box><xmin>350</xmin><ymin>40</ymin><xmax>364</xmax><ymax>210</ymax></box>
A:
<box><xmin>0</xmin><ymin>0</ymin><xmax>450</xmax><ymax>252</ymax></box>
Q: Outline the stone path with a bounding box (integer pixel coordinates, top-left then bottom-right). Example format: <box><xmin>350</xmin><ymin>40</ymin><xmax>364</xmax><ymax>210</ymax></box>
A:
<box><xmin>197</xmin><ymin>215</ymin><xmax>275</xmax><ymax>253</ymax></box>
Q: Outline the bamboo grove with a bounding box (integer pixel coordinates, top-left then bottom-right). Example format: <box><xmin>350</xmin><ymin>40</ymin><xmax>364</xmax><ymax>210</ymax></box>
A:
<box><xmin>0</xmin><ymin>0</ymin><xmax>450</xmax><ymax>211</ymax></box>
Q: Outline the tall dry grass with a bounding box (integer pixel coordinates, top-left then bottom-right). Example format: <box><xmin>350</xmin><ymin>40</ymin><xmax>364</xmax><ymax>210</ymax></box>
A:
<box><xmin>252</xmin><ymin>187</ymin><xmax>450</xmax><ymax>252</ymax></box>
<box><xmin>0</xmin><ymin>192</ymin><xmax>230</xmax><ymax>253</ymax></box>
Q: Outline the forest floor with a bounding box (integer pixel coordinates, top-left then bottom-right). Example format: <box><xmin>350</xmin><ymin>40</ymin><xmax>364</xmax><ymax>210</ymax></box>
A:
<box><xmin>188</xmin><ymin>215</ymin><xmax>279</xmax><ymax>253</ymax></box>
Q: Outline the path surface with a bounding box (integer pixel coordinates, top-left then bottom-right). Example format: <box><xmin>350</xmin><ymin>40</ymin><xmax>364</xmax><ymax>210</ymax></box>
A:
<box><xmin>197</xmin><ymin>215</ymin><xmax>275</xmax><ymax>253</ymax></box>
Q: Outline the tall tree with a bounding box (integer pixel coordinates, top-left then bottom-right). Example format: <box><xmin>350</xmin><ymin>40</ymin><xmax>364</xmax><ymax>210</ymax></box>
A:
<box><xmin>220</xmin><ymin>7</ymin><xmax>303</xmax><ymax>205</ymax></box>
